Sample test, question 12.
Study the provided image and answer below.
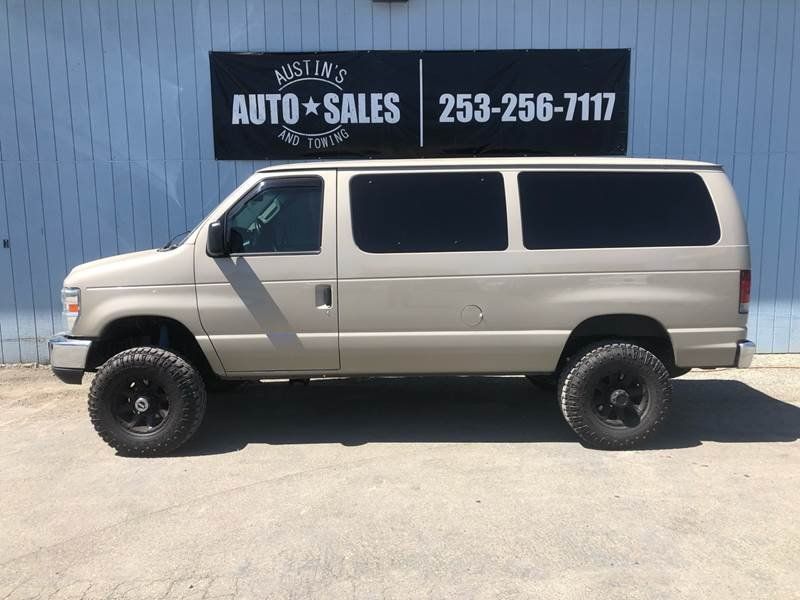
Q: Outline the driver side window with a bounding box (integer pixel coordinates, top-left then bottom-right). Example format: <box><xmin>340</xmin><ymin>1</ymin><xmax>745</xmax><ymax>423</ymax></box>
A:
<box><xmin>228</xmin><ymin>178</ymin><xmax>323</xmax><ymax>254</ymax></box>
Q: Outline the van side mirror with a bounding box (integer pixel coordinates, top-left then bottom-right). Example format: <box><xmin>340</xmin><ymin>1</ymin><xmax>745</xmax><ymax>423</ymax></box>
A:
<box><xmin>206</xmin><ymin>221</ymin><xmax>227</xmax><ymax>257</ymax></box>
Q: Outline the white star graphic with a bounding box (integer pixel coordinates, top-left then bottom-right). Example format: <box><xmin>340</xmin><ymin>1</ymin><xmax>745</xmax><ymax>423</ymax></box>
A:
<box><xmin>302</xmin><ymin>96</ymin><xmax>320</xmax><ymax>116</ymax></box>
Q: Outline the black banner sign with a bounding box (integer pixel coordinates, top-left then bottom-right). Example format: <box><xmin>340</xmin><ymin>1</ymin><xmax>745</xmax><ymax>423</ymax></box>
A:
<box><xmin>210</xmin><ymin>49</ymin><xmax>629</xmax><ymax>160</ymax></box>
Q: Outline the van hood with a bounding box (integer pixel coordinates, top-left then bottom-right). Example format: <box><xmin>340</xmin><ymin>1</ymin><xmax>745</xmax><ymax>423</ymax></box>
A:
<box><xmin>64</xmin><ymin>245</ymin><xmax>196</xmax><ymax>289</ymax></box>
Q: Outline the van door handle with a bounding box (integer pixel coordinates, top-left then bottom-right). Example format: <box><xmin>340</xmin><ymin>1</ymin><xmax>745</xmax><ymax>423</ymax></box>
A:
<box><xmin>315</xmin><ymin>284</ymin><xmax>332</xmax><ymax>309</ymax></box>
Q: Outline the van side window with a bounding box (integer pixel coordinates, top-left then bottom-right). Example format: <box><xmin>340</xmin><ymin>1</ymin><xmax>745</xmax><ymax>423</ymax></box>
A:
<box><xmin>349</xmin><ymin>172</ymin><xmax>507</xmax><ymax>253</ymax></box>
<box><xmin>228</xmin><ymin>178</ymin><xmax>323</xmax><ymax>254</ymax></box>
<box><xmin>518</xmin><ymin>172</ymin><xmax>721</xmax><ymax>249</ymax></box>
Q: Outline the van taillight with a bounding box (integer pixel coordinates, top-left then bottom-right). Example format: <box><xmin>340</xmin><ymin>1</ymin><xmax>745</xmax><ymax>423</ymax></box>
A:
<box><xmin>739</xmin><ymin>270</ymin><xmax>751</xmax><ymax>314</ymax></box>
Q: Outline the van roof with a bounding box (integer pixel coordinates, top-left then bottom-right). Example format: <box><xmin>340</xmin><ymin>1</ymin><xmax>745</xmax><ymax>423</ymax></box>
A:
<box><xmin>256</xmin><ymin>156</ymin><xmax>721</xmax><ymax>173</ymax></box>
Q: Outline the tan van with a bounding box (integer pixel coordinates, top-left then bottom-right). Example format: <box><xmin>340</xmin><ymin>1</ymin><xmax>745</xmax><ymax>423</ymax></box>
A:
<box><xmin>49</xmin><ymin>157</ymin><xmax>754</xmax><ymax>454</ymax></box>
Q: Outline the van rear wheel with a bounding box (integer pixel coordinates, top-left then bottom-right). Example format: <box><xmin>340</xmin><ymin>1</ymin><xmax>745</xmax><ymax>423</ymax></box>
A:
<box><xmin>88</xmin><ymin>347</ymin><xmax>207</xmax><ymax>456</ymax></box>
<box><xmin>558</xmin><ymin>342</ymin><xmax>671</xmax><ymax>449</ymax></box>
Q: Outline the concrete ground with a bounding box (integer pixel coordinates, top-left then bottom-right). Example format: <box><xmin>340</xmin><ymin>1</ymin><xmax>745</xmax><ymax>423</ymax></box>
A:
<box><xmin>0</xmin><ymin>357</ymin><xmax>798</xmax><ymax>600</ymax></box>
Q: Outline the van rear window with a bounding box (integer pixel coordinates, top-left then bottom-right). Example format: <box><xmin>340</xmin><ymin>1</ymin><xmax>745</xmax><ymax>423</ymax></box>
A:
<box><xmin>518</xmin><ymin>172</ymin><xmax>720</xmax><ymax>249</ymax></box>
<box><xmin>350</xmin><ymin>172</ymin><xmax>507</xmax><ymax>253</ymax></box>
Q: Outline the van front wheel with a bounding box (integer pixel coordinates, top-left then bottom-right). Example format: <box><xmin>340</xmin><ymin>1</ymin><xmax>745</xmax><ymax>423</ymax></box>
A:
<box><xmin>88</xmin><ymin>347</ymin><xmax>207</xmax><ymax>456</ymax></box>
<box><xmin>558</xmin><ymin>342</ymin><xmax>671</xmax><ymax>449</ymax></box>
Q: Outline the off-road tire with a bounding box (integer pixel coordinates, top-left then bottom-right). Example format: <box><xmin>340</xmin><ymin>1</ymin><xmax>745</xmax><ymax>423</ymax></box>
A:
<box><xmin>558</xmin><ymin>341</ymin><xmax>671</xmax><ymax>449</ymax></box>
<box><xmin>88</xmin><ymin>347</ymin><xmax>206</xmax><ymax>456</ymax></box>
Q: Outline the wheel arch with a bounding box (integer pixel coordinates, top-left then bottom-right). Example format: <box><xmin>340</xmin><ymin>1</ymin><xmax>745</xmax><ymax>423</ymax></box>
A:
<box><xmin>558</xmin><ymin>314</ymin><xmax>679</xmax><ymax>375</ymax></box>
<box><xmin>85</xmin><ymin>315</ymin><xmax>220</xmax><ymax>380</ymax></box>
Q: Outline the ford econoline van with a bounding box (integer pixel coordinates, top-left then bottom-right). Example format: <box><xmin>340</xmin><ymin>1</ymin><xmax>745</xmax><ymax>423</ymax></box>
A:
<box><xmin>49</xmin><ymin>157</ymin><xmax>754</xmax><ymax>454</ymax></box>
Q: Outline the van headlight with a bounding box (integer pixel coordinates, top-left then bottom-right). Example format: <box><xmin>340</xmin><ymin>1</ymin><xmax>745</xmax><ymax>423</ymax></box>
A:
<box><xmin>61</xmin><ymin>287</ymin><xmax>81</xmax><ymax>333</ymax></box>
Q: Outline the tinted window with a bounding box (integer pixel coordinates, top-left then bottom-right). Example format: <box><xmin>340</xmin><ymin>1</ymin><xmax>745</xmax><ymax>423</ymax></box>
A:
<box><xmin>518</xmin><ymin>172</ymin><xmax>720</xmax><ymax>249</ymax></box>
<box><xmin>350</xmin><ymin>172</ymin><xmax>507</xmax><ymax>253</ymax></box>
<box><xmin>228</xmin><ymin>178</ymin><xmax>322</xmax><ymax>253</ymax></box>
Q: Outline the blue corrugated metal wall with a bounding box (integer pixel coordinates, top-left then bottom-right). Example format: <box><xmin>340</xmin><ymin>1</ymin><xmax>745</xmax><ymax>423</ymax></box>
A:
<box><xmin>0</xmin><ymin>0</ymin><xmax>799</xmax><ymax>363</ymax></box>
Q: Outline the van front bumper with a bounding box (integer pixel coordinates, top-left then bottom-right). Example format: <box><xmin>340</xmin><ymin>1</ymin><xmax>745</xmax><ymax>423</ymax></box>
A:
<box><xmin>735</xmin><ymin>340</ymin><xmax>756</xmax><ymax>369</ymax></box>
<box><xmin>48</xmin><ymin>334</ymin><xmax>92</xmax><ymax>384</ymax></box>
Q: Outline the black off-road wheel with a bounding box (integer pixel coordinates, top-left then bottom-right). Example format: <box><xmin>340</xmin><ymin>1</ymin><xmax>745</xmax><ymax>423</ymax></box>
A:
<box><xmin>88</xmin><ymin>347</ymin><xmax>207</xmax><ymax>456</ymax></box>
<box><xmin>558</xmin><ymin>342</ymin><xmax>671</xmax><ymax>449</ymax></box>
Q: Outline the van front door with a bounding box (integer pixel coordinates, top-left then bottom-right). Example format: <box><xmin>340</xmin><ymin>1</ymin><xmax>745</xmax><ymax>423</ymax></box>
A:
<box><xmin>194</xmin><ymin>172</ymin><xmax>339</xmax><ymax>374</ymax></box>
